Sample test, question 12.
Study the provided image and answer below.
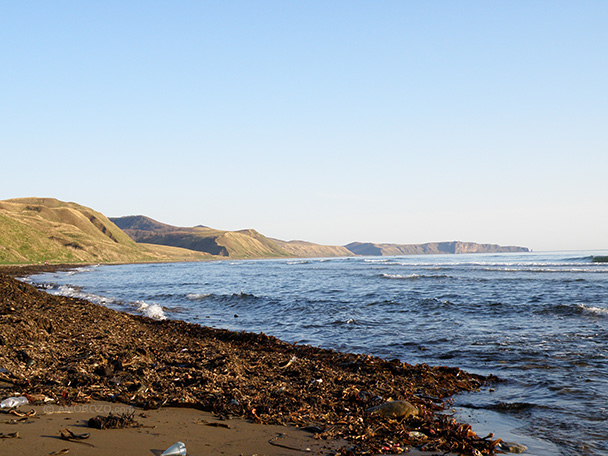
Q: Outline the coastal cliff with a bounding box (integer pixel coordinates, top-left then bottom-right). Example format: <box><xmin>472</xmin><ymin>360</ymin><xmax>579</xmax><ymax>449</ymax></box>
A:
<box><xmin>345</xmin><ymin>241</ymin><xmax>529</xmax><ymax>256</ymax></box>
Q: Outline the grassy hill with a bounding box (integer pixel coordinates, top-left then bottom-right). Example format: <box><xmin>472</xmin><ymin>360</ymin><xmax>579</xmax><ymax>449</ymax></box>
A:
<box><xmin>111</xmin><ymin>216</ymin><xmax>353</xmax><ymax>259</ymax></box>
<box><xmin>0</xmin><ymin>198</ymin><xmax>211</xmax><ymax>264</ymax></box>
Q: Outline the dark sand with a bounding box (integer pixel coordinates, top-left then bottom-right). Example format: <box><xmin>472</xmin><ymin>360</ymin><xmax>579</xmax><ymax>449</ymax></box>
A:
<box><xmin>0</xmin><ymin>265</ymin><xmax>500</xmax><ymax>455</ymax></box>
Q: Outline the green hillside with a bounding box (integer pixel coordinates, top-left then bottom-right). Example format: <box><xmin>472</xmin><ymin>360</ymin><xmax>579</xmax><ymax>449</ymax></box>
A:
<box><xmin>0</xmin><ymin>198</ymin><xmax>211</xmax><ymax>264</ymax></box>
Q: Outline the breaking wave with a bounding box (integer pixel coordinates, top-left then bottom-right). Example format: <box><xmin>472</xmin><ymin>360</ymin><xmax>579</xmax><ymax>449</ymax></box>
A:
<box><xmin>50</xmin><ymin>284</ymin><xmax>115</xmax><ymax>306</ymax></box>
<box><xmin>578</xmin><ymin>304</ymin><xmax>608</xmax><ymax>317</ymax></box>
<box><xmin>380</xmin><ymin>273</ymin><xmax>453</xmax><ymax>280</ymax></box>
<box><xmin>135</xmin><ymin>300</ymin><xmax>167</xmax><ymax>320</ymax></box>
<box><xmin>381</xmin><ymin>273</ymin><xmax>419</xmax><ymax>280</ymax></box>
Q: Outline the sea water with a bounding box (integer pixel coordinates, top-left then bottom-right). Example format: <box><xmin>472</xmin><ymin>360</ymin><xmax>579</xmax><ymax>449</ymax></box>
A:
<box><xmin>28</xmin><ymin>251</ymin><xmax>608</xmax><ymax>455</ymax></box>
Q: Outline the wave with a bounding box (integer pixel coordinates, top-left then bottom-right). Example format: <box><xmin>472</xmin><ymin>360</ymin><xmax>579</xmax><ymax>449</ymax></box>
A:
<box><xmin>51</xmin><ymin>284</ymin><xmax>116</xmax><ymax>306</ymax></box>
<box><xmin>330</xmin><ymin>318</ymin><xmax>358</xmax><ymax>326</ymax></box>
<box><xmin>42</xmin><ymin>282</ymin><xmax>168</xmax><ymax>321</ymax></box>
<box><xmin>537</xmin><ymin>303</ymin><xmax>608</xmax><ymax>318</ymax></box>
<box><xmin>381</xmin><ymin>273</ymin><xmax>419</xmax><ymax>280</ymax></box>
<box><xmin>481</xmin><ymin>266</ymin><xmax>607</xmax><ymax>274</ymax></box>
<box><xmin>380</xmin><ymin>273</ymin><xmax>453</xmax><ymax>280</ymax></box>
<box><xmin>134</xmin><ymin>300</ymin><xmax>167</xmax><ymax>320</ymax></box>
<box><xmin>592</xmin><ymin>256</ymin><xmax>608</xmax><ymax>263</ymax></box>
<box><xmin>186</xmin><ymin>291</ymin><xmax>262</xmax><ymax>305</ymax></box>
<box><xmin>578</xmin><ymin>304</ymin><xmax>608</xmax><ymax>317</ymax></box>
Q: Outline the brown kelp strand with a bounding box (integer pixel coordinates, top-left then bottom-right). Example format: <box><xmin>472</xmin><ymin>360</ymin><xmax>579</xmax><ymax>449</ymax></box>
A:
<box><xmin>0</xmin><ymin>273</ymin><xmax>501</xmax><ymax>454</ymax></box>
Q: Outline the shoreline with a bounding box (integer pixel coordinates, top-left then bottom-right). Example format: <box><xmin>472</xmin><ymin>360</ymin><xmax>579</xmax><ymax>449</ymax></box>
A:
<box><xmin>0</xmin><ymin>263</ymin><xmax>95</xmax><ymax>277</ymax></box>
<box><xmin>0</xmin><ymin>267</ymin><xmax>503</xmax><ymax>454</ymax></box>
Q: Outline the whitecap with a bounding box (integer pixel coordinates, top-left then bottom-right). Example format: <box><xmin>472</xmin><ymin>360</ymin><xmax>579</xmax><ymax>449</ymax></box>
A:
<box><xmin>52</xmin><ymin>284</ymin><xmax>114</xmax><ymax>306</ymax></box>
<box><xmin>578</xmin><ymin>304</ymin><xmax>608</xmax><ymax>317</ymax></box>
<box><xmin>381</xmin><ymin>273</ymin><xmax>419</xmax><ymax>280</ymax></box>
<box><xmin>135</xmin><ymin>300</ymin><xmax>167</xmax><ymax>320</ymax></box>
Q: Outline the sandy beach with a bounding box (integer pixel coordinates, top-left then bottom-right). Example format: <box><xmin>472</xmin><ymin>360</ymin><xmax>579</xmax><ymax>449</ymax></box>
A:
<box><xmin>0</xmin><ymin>266</ymin><xmax>501</xmax><ymax>455</ymax></box>
<box><xmin>1</xmin><ymin>400</ymin><xmax>345</xmax><ymax>456</ymax></box>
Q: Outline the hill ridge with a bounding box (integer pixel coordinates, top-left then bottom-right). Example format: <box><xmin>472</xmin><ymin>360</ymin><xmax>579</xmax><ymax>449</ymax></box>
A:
<box><xmin>110</xmin><ymin>215</ymin><xmax>352</xmax><ymax>258</ymax></box>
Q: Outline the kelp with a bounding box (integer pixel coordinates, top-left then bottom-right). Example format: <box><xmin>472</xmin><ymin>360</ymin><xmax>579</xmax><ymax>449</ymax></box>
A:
<box><xmin>0</xmin><ymin>273</ymin><xmax>501</xmax><ymax>454</ymax></box>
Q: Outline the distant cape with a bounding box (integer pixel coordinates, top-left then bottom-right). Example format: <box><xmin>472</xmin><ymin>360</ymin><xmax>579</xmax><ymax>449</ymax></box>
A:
<box><xmin>344</xmin><ymin>241</ymin><xmax>529</xmax><ymax>256</ymax></box>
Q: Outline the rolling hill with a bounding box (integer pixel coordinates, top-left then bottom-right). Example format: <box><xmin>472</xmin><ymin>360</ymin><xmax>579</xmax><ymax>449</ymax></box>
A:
<box><xmin>0</xmin><ymin>198</ymin><xmax>211</xmax><ymax>264</ymax></box>
<box><xmin>111</xmin><ymin>215</ymin><xmax>353</xmax><ymax>259</ymax></box>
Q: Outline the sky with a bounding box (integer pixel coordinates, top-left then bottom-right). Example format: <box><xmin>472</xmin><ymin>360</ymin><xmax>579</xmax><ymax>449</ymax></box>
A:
<box><xmin>1</xmin><ymin>1</ymin><xmax>607</xmax><ymax>251</ymax></box>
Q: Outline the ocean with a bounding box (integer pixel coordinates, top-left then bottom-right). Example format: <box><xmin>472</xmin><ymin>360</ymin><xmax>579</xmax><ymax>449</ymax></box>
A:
<box><xmin>27</xmin><ymin>251</ymin><xmax>608</xmax><ymax>455</ymax></box>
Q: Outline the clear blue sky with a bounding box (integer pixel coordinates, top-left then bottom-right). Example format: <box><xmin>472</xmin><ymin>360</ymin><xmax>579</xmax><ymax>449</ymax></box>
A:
<box><xmin>2</xmin><ymin>1</ymin><xmax>606</xmax><ymax>251</ymax></box>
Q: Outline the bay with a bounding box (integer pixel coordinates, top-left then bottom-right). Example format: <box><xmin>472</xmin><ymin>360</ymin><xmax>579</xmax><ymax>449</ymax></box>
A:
<box><xmin>29</xmin><ymin>251</ymin><xmax>608</xmax><ymax>455</ymax></box>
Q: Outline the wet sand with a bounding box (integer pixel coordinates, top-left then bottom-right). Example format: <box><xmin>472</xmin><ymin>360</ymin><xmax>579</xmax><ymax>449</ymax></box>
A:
<box><xmin>0</xmin><ymin>265</ymin><xmax>500</xmax><ymax>454</ymax></box>
<box><xmin>0</xmin><ymin>400</ymin><xmax>343</xmax><ymax>456</ymax></box>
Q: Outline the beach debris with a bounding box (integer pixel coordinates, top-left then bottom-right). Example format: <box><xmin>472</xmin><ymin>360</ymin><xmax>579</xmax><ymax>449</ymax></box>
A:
<box><xmin>161</xmin><ymin>441</ymin><xmax>187</xmax><ymax>456</ymax></box>
<box><xmin>366</xmin><ymin>400</ymin><xmax>418</xmax><ymax>419</ymax></box>
<box><xmin>0</xmin><ymin>367</ymin><xmax>14</xmax><ymax>384</ymax></box>
<box><xmin>280</xmin><ymin>355</ymin><xmax>297</xmax><ymax>369</ymax></box>
<box><xmin>8</xmin><ymin>408</ymin><xmax>36</xmax><ymax>418</ymax></box>
<box><xmin>193</xmin><ymin>419</ymin><xmax>231</xmax><ymax>429</ymax></box>
<box><xmin>301</xmin><ymin>425</ymin><xmax>324</xmax><ymax>434</ymax></box>
<box><xmin>0</xmin><ymin>431</ymin><xmax>20</xmax><ymax>439</ymax></box>
<box><xmin>269</xmin><ymin>433</ymin><xmax>312</xmax><ymax>452</ymax></box>
<box><xmin>88</xmin><ymin>411</ymin><xmax>140</xmax><ymax>429</ymax></box>
<box><xmin>407</xmin><ymin>431</ymin><xmax>428</xmax><ymax>440</ymax></box>
<box><xmin>0</xmin><ymin>396</ymin><xmax>28</xmax><ymax>409</ymax></box>
<box><xmin>48</xmin><ymin>450</ymin><xmax>70</xmax><ymax>456</ymax></box>
<box><xmin>24</xmin><ymin>393</ymin><xmax>54</xmax><ymax>404</ymax></box>
<box><xmin>60</xmin><ymin>428</ymin><xmax>92</xmax><ymax>446</ymax></box>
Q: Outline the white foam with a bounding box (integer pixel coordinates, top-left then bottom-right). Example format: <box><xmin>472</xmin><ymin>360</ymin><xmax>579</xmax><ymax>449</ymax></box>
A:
<box><xmin>135</xmin><ymin>300</ymin><xmax>167</xmax><ymax>320</ymax></box>
<box><xmin>381</xmin><ymin>273</ymin><xmax>419</xmax><ymax>280</ymax></box>
<box><xmin>579</xmin><ymin>304</ymin><xmax>608</xmax><ymax>317</ymax></box>
<box><xmin>53</xmin><ymin>285</ymin><xmax>114</xmax><ymax>306</ymax></box>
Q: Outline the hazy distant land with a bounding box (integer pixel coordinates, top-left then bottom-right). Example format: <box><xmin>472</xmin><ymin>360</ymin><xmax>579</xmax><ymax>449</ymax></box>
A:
<box><xmin>0</xmin><ymin>197</ymin><xmax>528</xmax><ymax>264</ymax></box>
<box><xmin>345</xmin><ymin>241</ymin><xmax>528</xmax><ymax>256</ymax></box>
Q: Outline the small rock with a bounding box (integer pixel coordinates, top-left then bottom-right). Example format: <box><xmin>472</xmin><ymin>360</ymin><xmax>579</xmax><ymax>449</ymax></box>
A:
<box><xmin>497</xmin><ymin>441</ymin><xmax>528</xmax><ymax>453</ymax></box>
<box><xmin>366</xmin><ymin>400</ymin><xmax>418</xmax><ymax>419</ymax></box>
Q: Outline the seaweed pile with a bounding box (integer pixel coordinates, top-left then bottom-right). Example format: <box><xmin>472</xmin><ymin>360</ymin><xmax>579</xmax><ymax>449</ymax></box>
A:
<box><xmin>0</xmin><ymin>273</ymin><xmax>501</xmax><ymax>454</ymax></box>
